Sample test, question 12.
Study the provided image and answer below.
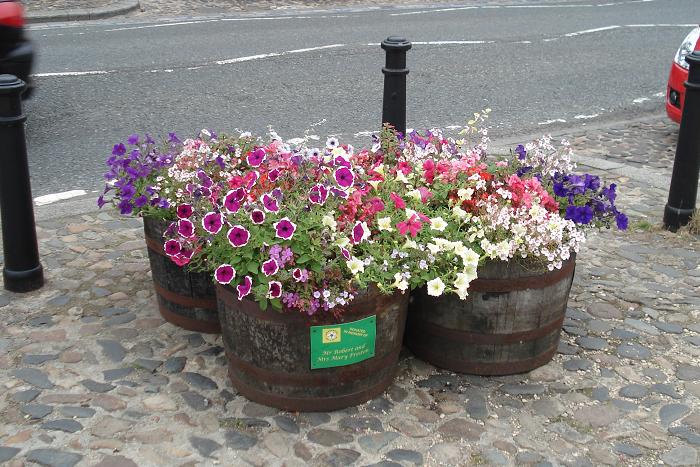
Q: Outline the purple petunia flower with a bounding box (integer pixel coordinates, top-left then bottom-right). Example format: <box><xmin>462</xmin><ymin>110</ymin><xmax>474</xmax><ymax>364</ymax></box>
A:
<box><xmin>202</xmin><ymin>212</ymin><xmax>223</xmax><ymax>234</ymax></box>
<box><xmin>237</xmin><ymin>275</ymin><xmax>253</xmax><ymax>300</ymax></box>
<box><xmin>267</xmin><ymin>281</ymin><xmax>282</xmax><ymax>299</ymax></box>
<box><xmin>308</xmin><ymin>184</ymin><xmax>328</xmax><ymax>205</ymax></box>
<box><xmin>118</xmin><ymin>199</ymin><xmax>133</xmax><ymax>215</ymax></box>
<box><xmin>262</xmin><ymin>193</ymin><xmax>279</xmax><ymax>213</ymax></box>
<box><xmin>340</xmin><ymin>246</ymin><xmax>351</xmax><ymax>260</ymax></box>
<box><xmin>112</xmin><ymin>143</ymin><xmax>126</xmax><ymax>156</ymax></box>
<box><xmin>262</xmin><ymin>259</ymin><xmax>279</xmax><ymax>277</ymax></box>
<box><xmin>615</xmin><ymin>211</ymin><xmax>628</xmax><ymax>230</ymax></box>
<box><xmin>334</xmin><ymin>167</ymin><xmax>354</xmax><ymax>189</ymax></box>
<box><xmin>292</xmin><ymin>268</ymin><xmax>309</xmax><ymax>283</ymax></box>
<box><xmin>274</xmin><ymin>218</ymin><xmax>296</xmax><ymax>240</ymax></box>
<box><xmin>178</xmin><ymin>219</ymin><xmax>195</xmax><ymax>238</ymax></box>
<box><xmin>330</xmin><ymin>187</ymin><xmax>349</xmax><ymax>199</ymax></box>
<box><xmin>351</xmin><ymin>221</ymin><xmax>369</xmax><ymax>244</ymax></box>
<box><xmin>134</xmin><ymin>195</ymin><xmax>148</xmax><ymax>208</ymax></box>
<box><xmin>127</xmin><ymin>134</ymin><xmax>139</xmax><ymax>145</ymax></box>
<box><xmin>177</xmin><ymin>204</ymin><xmax>193</xmax><ymax>219</ymax></box>
<box><xmin>97</xmin><ymin>195</ymin><xmax>106</xmax><ymax>208</ymax></box>
<box><xmin>250</xmin><ymin>209</ymin><xmax>265</xmax><ymax>225</ymax></box>
<box><xmin>227</xmin><ymin>225</ymin><xmax>250</xmax><ymax>248</ymax></box>
<box><xmin>268</xmin><ymin>169</ymin><xmax>280</xmax><ymax>182</ymax></box>
<box><xmin>247</xmin><ymin>148</ymin><xmax>266</xmax><ymax>167</ymax></box>
<box><xmin>515</xmin><ymin>144</ymin><xmax>527</xmax><ymax>160</ymax></box>
<box><xmin>565</xmin><ymin>205</ymin><xmax>594</xmax><ymax>225</ymax></box>
<box><xmin>223</xmin><ymin>190</ymin><xmax>241</xmax><ymax>213</ymax></box>
<box><xmin>214</xmin><ymin>264</ymin><xmax>236</xmax><ymax>285</ymax></box>
<box><xmin>164</xmin><ymin>239</ymin><xmax>181</xmax><ymax>256</ymax></box>
<box><xmin>168</xmin><ymin>132</ymin><xmax>181</xmax><ymax>144</ymax></box>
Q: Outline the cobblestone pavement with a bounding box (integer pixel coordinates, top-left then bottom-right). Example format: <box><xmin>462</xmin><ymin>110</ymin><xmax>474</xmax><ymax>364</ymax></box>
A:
<box><xmin>21</xmin><ymin>0</ymin><xmax>606</xmax><ymax>18</ymax></box>
<box><xmin>1</xmin><ymin>116</ymin><xmax>700</xmax><ymax>467</ymax></box>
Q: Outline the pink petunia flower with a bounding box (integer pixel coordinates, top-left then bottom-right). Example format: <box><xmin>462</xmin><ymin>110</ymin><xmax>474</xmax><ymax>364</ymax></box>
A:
<box><xmin>417</xmin><ymin>187</ymin><xmax>433</xmax><ymax>203</ymax></box>
<box><xmin>247</xmin><ymin>148</ymin><xmax>266</xmax><ymax>167</ymax></box>
<box><xmin>227</xmin><ymin>225</ymin><xmax>250</xmax><ymax>247</ymax></box>
<box><xmin>268</xmin><ymin>168</ymin><xmax>280</xmax><ymax>182</ymax></box>
<box><xmin>246</xmin><ymin>170</ymin><xmax>259</xmax><ymax>190</ymax></box>
<box><xmin>292</xmin><ymin>268</ymin><xmax>309</xmax><ymax>282</ymax></box>
<box><xmin>177</xmin><ymin>204</ymin><xmax>193</xmax><ymax>219</ymax></box>
<box><xmin>214</xmin><ymin>264</ymin><xmax>236</xmax><ymax>285</ymax></box>
<box><xmin>340</xmin><ymin>247</ymin><xmax>351</xmax><ymax>260</ymax></box>
<box><xmin>237</xmin><ymin>275</ymin><xmax>253</xmax><ymax>300</ymax></box>
<box><xmin>262</xmin><ymin>193</ymin><xmax>279</xmax><ymax>213</ymax></box>
<box><xmin>267</xmin><ymin>281</ymin><xmax>282</xmax><ymax>299</ymax></box>
<box><xmin>178</xmin><ymin>219</ymin><xmax>195</xmax><ymax>238</ymax></box>
<box><xmin>202</xmin><ymin>212</ymin><xmax>223</xmax><ymax>234</ymax></box>
<box><xmin>390</xmin><ymin>192</ymin><xmax>406</xmax><ymax>209</ymax></box>
<box><xmin>250</xmin><ymin>209</ymin><xmax>265</xmax><ymax>224</ymax></box>
<box><xmin>334</xmin><ymin>167</ymin><xmax>354</xmax><ymax>189</ymax></box>
<box><xmin>397</xmin><ymin>215</ymin><xmax>423</xmax><ymax>237</ymax></box>
<box><xmin>164</xmin><ymin>239</ymin><xmax>181</xmax><ymax>256</ymax></box>
<box><xmin>262</xmin><ymin>259</ymin><xmax>279</xmax><ymax>276</ymax></box>
<box><xmin>170</xmin><ymin>254</ymin><xmax>190</xmax><ymax>267</ymax></box>
<box><xmin>274</xmin><ymin>218</ymin><xmax>296</xmax><ymax>240</ymax></box>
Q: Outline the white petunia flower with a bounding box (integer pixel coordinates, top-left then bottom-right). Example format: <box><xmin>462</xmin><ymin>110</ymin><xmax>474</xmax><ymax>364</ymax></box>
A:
<box><xmin>346</xmin><ymin>257</ymin><xmax>364</xmax><ymax>275</ymax></box>
<box><xmin>377</xmin><ymin>217</ymin><xmax>394</xmax><ymax>231</ymax></box>
<box><xmin>430</xmin><ymin>217</ymin><xmax>448</xmax><ymax>232</ymax></box>
<box><xmin>426</xmin><ymin>277</ymin><xmax>446</xmax><ymax>297</ymax></box>
<box><xmin>322</xmin><ymin>215</ymin><xmax>337</xmax><ymax>231</ymax></box>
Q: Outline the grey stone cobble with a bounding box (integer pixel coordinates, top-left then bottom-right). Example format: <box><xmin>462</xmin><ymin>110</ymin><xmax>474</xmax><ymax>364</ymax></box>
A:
<box><xmin>0</xmin><ymin>116</ymin><xmax>699</xmax><ymax>466</ymax></box>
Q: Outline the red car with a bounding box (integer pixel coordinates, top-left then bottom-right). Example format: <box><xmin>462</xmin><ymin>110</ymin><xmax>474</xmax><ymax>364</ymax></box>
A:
<box><xmin>667</xmin><ymin>26</ymin><xmax>700</xmax><ymax>123</ymax></box>
<box><xmin>0</xmin><ymin>0</ymin><xmax>33</xmax><ymax>97</ymax></box>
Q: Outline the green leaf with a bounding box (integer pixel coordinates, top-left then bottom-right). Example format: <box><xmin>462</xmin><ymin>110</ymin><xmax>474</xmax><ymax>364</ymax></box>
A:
<box><xmin>296</xmin><ymin>254</ymin><xmax>311</xmax><ymax>264</ymax></box>
<box><xmin>246</xmin><ymin>261</ymin><xmax>258</xmax><ymax>274</ymax></box>
<box><xmin>259</xmin><ymin>298</ymin><xmax>268</xmax><ymax>311</ymax></box>
<box><xmin>270</xmin><ymin>299</ymin><xmax>282</xmax><ymax>310</ymax></box>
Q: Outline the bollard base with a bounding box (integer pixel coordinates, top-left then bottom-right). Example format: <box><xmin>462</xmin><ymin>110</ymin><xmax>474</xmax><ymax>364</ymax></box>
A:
<box><xmin>3</xmin><ymin>264</ymin><xmax>44</xmax><ymax>292</ymax></box>
<box><xmin>663</xmin><ymin>204</ymin><xmax>696</xmax><ymax>232</ymax></box>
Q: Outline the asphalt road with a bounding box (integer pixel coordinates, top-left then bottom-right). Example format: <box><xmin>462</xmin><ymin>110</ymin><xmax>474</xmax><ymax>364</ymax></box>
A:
<box><xmin>22</xmin><ymin>0</ymin><xmax>700</xmax><ymax>201</ymax></box>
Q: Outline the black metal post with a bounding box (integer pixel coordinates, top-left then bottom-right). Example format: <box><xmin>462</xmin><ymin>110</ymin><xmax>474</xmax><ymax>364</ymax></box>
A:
<box><xmin>664</xmin><ymin>51</ymin><xmax>700</xmax><ymax>231</ymax></box>
<box><xmin>381</xmin><ymin>36</ymin><xmax>411</xmax><ymax>135</ymax></box>
<box><xmin>0</xmin><ymin>74</ymin><xmax>43</xmax><ymax>292</ymax></box>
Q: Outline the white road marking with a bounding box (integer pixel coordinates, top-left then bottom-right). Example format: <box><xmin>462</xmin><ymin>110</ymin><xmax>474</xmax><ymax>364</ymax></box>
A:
<box><xmin>538</xmin><ymin>119</ymin><xmax>567</xmax><ymax>125</ymax></box>
<box><xmin>216</xmin><ymin>44</ymin><xmax>344</xmax><ymax>65</ymax></box>
<box><xmin>654</xmin><ymin>91</ymin><xmax>665</xmax><ymax>97</ymax></box>
<box><xmin>574</xmin><ymin>114</ymin><xmax>599</xmax><ymax>120</ymax></box>
<box><xmin>34</xmin><ymin>190</ymin><xmax>87</xmax><ymax>206</ymax></box>
<box><xmin>633</xmin><ymin>97</ymin><xmax>650</xmax><ymax>103</ymax></box>
<box><xmin>391</xmin><ymin>0</ymin><xmax>658</xmax><ymax>16</ymax></box>
<box><xmin>103</xmin><ymin>20</ymin><xmax>219</xmax><ymax>32</ymax></box>
<box><xmin>412</xmin><ymin>40</ymin><xmax>493</xmax><ymax>45</ymax></box>
<box><xmin>33</xmin><ymin>70</ymin><xmax>113</xmax><ymax>77</ymax></box>
<box><xmin>565</xmin><ymin>26</ymin><xmax>621</xmax><ymax>37</ymax></box>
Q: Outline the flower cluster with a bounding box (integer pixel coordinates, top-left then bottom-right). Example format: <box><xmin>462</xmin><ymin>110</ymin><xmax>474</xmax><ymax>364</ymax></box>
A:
<box><xmin>100</xmin><ymin>112</ymin><xmax>627</xmax><ymax>313</ymax></box>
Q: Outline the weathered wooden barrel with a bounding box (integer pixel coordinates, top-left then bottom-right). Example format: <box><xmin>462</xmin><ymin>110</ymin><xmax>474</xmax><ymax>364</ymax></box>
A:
<box><xmin>143</xmin><ymin>216</ymin><xmax>220</xmax><ymax>334</ymax></box>
<box><xmin>406</xmin><ymin>256</ymin><xmax>576</xmax><ymax>375</ymax></box>
<box><xmin>217</xmin><ymin>284</ymin><xmax>408</xmax><ymax>411</ymax></box>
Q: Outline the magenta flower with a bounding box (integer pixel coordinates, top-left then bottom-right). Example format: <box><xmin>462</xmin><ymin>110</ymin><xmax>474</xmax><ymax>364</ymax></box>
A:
<box><xmin>223</xmin><ymin>190</ymin><xmax>241</xmax><ymax>213</ymax></box>
<box><xmin>292</xmin><ymin>268</ymin><xmax>309</xmax><ymax>282</ymax></box>
<box><xmin>246</xmin><ymin>171</ymin><xmax>259</xmax><ymax>190</ymax></box>
<box><xmin>164</xmin><ymin>239</ymin><xmax>181</xmax><ymax>256</ymax></box>
<box><xmin>247</xmin><ymin>148</ymin><xmax>266</xmax><ymax>167</ymax></box>
<box><xmin>262</xmin><ymin>193</ymin><xmax>279</xmax><ymax>213</ymax></box>
<box><xmin>308</xmin><ymin>184</ymin><xmax>328</xmax><ymax>205</ymax></box>
<box><xmin>268</xmin><ymin>169</ymin><xmax>280</xmax><ymax>182</ymax></box>
<box><xmin>177</xmin><ymin>204</ymin><xmax>193</xmax><ymax>219</ymax></box>
<box><xmin>178</xmin><ymin>219</ymin><xmax>195</xmax><ymax>238</ymax></box>
<box><xmin>171</xmin><ymin>254</ymin><xmax>190</xmax><ymax>267</ymax></box>
<box><xmin>267</xmin><ymin>281</ymin><xmax>282</xmax><ymax>299</ymax></box>
<box><xmin>202</xmin><ymin>212</ymin><xmax>223</xmax><ymax>234</ymax></box>
<box><xmin>330</xmin><ymin>187</ymin><xmax>349</xmax><ymax>199</ymax></box>
<box><xmin>274</xmin><ymin>218</ymin><xmax>296</xmax><ymax>240</ymax></box>
<box><xmin>262</xmin><ymin>259</ymin><xmax>279</xmax><ymax>276</ymax></box>
<box><xmin>214</xmin><ymin>264</ymin><xmax>236</xmax><ymax>285</ymax></box>
<box><xmin>351</xmin><ymin>221</ymin><xmax>370</xmax><ymax>244</ymax></box>
<box><xmin>227</xmin><ymin>225</ymin><xmax>250</xmax><ymax>248</ymax></box>
<box><xmin>237</xmin><ymin>275</ymin><xmax>253</xmax><ymax>300</ymax></box>
<box><xmin>340</xmin><ymin>247</ymin><xmax>351</xmax><ymax>260</ymax></box>
<box><xmin>334</xmin><ymin>167</ymin><xmax>354</xmax><ymax>189</ymax></box>
<box><xmin>250</xmin><ymin>209</ymin><xmax>265</xmax><ymax>224</ymax></box>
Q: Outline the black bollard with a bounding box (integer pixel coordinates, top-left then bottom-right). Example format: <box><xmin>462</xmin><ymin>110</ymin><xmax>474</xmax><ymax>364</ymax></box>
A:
<box><xmin>0</xmin><ymin>74</ymin><xmax>43</xmax><ymax>292</ymax></box>
<box><xmin>664</xmin><ymin>51</ymin><xmax>700</xmax><ymax>231</ymax></box>
<box><xmin>381</xmin><ymin>36</ymin><xmax>411</xmax><ymax>135</ymax></box>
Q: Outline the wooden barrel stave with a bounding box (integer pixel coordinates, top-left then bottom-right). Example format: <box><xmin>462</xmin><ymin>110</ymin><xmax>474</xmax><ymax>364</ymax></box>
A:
<box><xmin>406</xmin><ymin>256</ymin><xmax>575</xmax><ymax>376</ymax></box>
<box><xmin>143</xmin><ymin>216</ymin><xmax>220</xmax><ymax>334</ymax></box>
<box><xmin>217</xmin><ymin>284</ymin><xmax>408</xmax><ymax>411</ymax></box>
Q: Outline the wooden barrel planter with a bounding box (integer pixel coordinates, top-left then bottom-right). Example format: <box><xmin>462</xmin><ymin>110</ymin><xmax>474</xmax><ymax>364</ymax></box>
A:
<box><xmin>405</xmin><ymin>256</ymin><xmax>576</xmax><ymax>376</ymax></box>
<box><xmin>216</xmin><ymin>284</ymin><xmax>408</xmax><ymax>412</ymax></box>
<box><xmin>143</xmin><ymin>216</ymin><xmax>220</xmax><ymax>334</ymax></box>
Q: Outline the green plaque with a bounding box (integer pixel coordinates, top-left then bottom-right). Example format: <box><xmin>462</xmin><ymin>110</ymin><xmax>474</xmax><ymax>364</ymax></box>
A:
<box><xmin>310</xmin><ymin>315</ymin><xmax>376</xmax><ymax>369</ymax></box>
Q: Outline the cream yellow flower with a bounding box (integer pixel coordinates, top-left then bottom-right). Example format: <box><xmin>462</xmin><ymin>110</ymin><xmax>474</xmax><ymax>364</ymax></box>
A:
<box><xmin>322</xmin><ymin>214</ymin><xmax>337</xmax><ymax>231</ymax></box>
<box><xmin>391</xmin><ymin>273</ymin><xmax>409</xmax><ymax>291</ymax></box>
<box><xmin>377</xmin><ymin>217</ymin><xmax>394</xmax><ymax>231</ymax></box>
<box><xmin>346</xmin><ymin>257</ymin><xmax>364</xmax><ymax>275</ymax></box>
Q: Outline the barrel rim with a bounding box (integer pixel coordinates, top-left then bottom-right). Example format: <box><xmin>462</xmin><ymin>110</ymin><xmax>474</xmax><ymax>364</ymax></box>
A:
<box><xmin>468</xmin><ymin>255</ymin><xmax>576</xmax><ymax>293</ymax></box>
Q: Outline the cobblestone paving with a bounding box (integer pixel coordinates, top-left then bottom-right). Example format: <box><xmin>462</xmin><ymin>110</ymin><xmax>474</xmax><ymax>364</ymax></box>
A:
<box><xmin>1</xmin><ymin>116</ymin><xmax>699</xmax><ymax>466</ymax></box>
